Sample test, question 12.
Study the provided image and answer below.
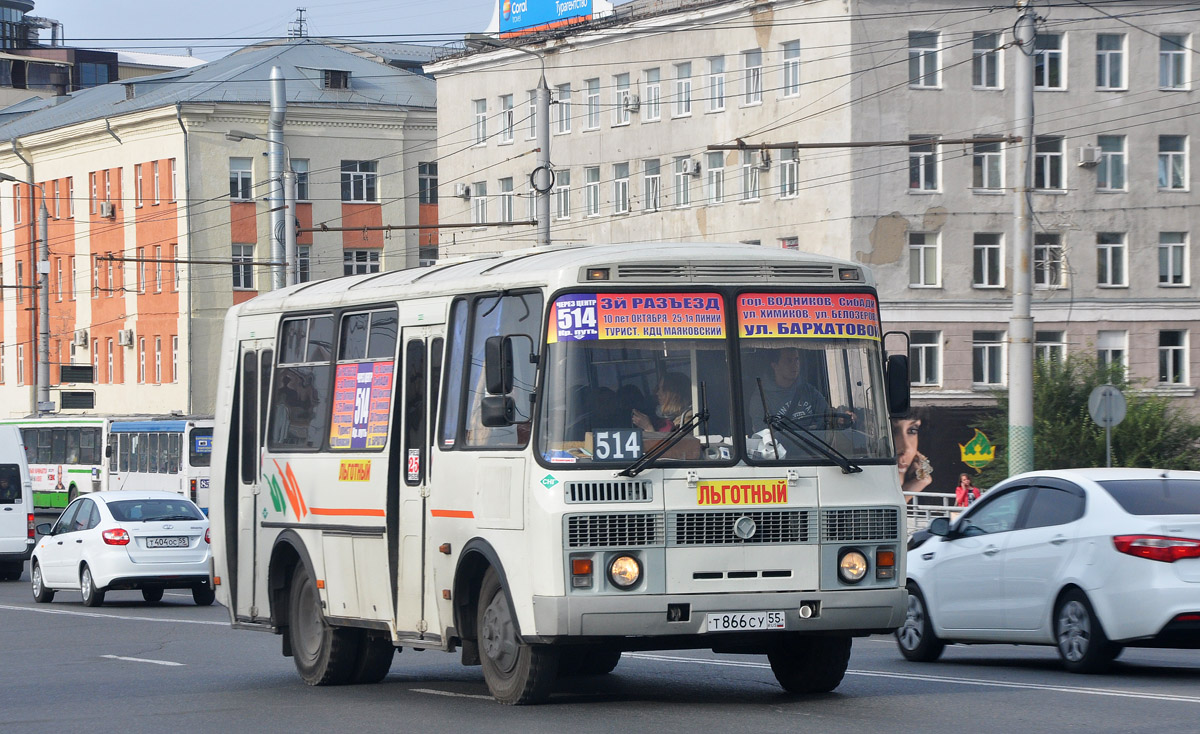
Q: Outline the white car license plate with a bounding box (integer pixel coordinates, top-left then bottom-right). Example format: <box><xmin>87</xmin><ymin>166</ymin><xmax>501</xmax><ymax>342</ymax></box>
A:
<box><xmin>707</xmin><ymin>611</ymin><xmax>786</xmax><ymax>632</ymax></box>
<box><xmin>146</xmin><ymin>536</ymin><xmax>189</xmax><ymax>548</ymax></box>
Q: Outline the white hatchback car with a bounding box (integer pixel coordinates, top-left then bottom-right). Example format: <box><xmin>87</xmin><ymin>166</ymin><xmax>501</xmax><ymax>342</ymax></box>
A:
<box><xmin>898</xmin><ymin>468</ymin><xmax>1200</xmax><ymax>672</ymax></box>
<box><xmin>31</xmin><ymin>491</ymin><xmax>213</xmax><ymax>607</ymax></box>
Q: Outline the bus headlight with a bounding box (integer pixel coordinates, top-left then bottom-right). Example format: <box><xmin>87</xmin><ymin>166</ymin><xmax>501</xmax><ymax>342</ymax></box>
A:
<box><xmin>838</xmin><ymin>549</ymin><xmax>868</xmax><ymax>583</ymax></box>
<box><xmin>608</xmin><ymin>555</ymin><xmax>641</xmax><ymax>589</ymax></box>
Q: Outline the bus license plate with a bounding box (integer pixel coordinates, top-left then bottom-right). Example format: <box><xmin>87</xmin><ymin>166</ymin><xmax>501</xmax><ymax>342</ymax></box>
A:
<box><xmin>146</xmin><ymin>536</ymin><xmax>189</xmax><ymax>548</ymax></box>
<box><xmin>707</xmin><ymin>611</ymin><xmax>785</xmax><ymax>632</ymax></box>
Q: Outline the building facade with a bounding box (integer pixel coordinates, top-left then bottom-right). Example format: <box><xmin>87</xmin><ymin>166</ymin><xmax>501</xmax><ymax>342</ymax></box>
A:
<box><xmin>0</xmin><ymin>39</ymin><xmax>438</xmax><ymax>417</ymax></box>
<box><xmin>428</xmin><ymin>0</ymin><xmax>1200</xmax><ymax>413</ymax></box>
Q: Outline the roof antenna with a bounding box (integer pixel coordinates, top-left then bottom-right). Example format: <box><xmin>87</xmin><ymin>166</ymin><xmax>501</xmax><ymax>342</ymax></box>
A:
<box><xmin>289</xmin><ymin>8</ymin><xmax>308</xmax><ymax>39</ymax></box>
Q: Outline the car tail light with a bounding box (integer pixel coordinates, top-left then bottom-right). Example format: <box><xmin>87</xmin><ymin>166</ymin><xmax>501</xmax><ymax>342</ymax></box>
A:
<box><xmin>204</xmin><ymin>528</ymin><xmax>210</xmax><ymax>544</ymax></box>
<box><xmin>1113</xmin><ymin>535</ymin><xmax>1200</xmax><ymax>563</ymax></box>
<box><xmin>102</xmin><ymin>528</ymin><xmax>131</xmax><ymax>546</ymax></box>
<box><xmin>27</xmin><ymin>513</ymin><xmax>35</xmax><ymax>539</ymax></box>
<box><xmin>1174</xmin><ymin>613</ymin><xmax>1200</xmax><ymax>622</ymax></box>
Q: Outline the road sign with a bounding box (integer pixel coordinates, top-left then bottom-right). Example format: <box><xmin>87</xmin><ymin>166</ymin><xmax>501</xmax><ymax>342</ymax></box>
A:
<box><xmin>1088</xmin><ymin>385</ymin><xmax>1126</xmax><ymax>428</ymax></box>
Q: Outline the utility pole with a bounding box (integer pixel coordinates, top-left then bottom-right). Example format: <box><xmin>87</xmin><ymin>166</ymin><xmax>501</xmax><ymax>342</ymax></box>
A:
<box><xmin>1009</xmin><ymin>0</ymin><xmax>1037</xmax><ymax>475</ymax></box>
<box><xmin>268</xmin><ymin>66</ymin><xmax>288</xmax><ymax>290</ymax></box>
<box><xmin>36</xmin><ymin>191</ymin><xmax>50</xmax><ymax>416</ymax></box>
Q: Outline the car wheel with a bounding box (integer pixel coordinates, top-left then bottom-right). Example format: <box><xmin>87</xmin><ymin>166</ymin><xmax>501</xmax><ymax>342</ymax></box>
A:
<box><xmin>142</xmin><ymin>587</ymin><xmax>164</xmax><ymax>604</ymax></box>
<box><xmin>896</xmin><ymin>585</ymin><xmax>945</xmax><ymax>662</ymax></box>
<box><xmin>80</xmin><ymin>564</ymin><xmax>105</xmax><ymax>607</ymax></box>
<box><xmin>288</xmin><ymin>563</ymin><xmax>358</xmax><ymax>685</ymax></box>
<box><xmin>477</xmin><ymin>567</ymin><xmax>559</xmax><ymax>704</ymax></box>
<box><xmin>350</xmin><ymin>632</ymin><xmax>396</xmax><ymax>684</ymax></box>
<box><xmin>193</xmin><ymin>585</ymin><xmax>216</xmax><ymax>606</ymax></box>
<box><xmin>1055</xmin><ymin>589</ymin><xmax>1118</xmax><ymax>674</ymax></box>
<box><xmin>31</xmin><ymin>562</ymin><xmax>54</xmax><ymax>603</ymax></box>
<box><xmin>558</xmin><ymin>645</ymin><xmax>622</xmax><ymax>677</ymax></box>
<box><xmin>767</xmin><ymin>634</ymin><xmax>853</xmax><ymax>694</ymax></box>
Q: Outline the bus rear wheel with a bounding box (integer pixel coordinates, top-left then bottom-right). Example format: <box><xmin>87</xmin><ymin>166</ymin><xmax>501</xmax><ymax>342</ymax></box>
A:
<box><xmin>477</xmin><ymin>567</ymin><xmax>558</xmax><ymax>704</ymax></box>
<box><xmin>767</xmin><ymin>634</ymin><xmax>852</xmax><ymax>694</ymax></box>
<box><xmin>288</xmin><ymin>563</ymin><xmax>358</xmax><ymax>686</ymax></box>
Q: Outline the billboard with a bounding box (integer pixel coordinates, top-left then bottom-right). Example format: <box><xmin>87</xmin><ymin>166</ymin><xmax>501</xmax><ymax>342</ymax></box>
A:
<box><xmin>500</xmin><ymin>0</ymin><xmax>592</xmax><ymax>36</ymax></box>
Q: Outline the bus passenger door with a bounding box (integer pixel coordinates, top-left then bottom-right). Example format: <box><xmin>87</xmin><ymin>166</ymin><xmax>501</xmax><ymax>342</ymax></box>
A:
<box><xmin>235</xmin><ymin>341</ymin><xmax>274</xmax><ymax>621</ymax></box>
<box><xmin>392</xmin><ymin>331</ymin><xmax>442</xmax><ymax>636</ymax></box>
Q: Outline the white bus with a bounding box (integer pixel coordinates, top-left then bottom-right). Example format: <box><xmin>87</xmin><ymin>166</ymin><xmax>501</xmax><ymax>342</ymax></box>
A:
<box><xmin>0</xmin><ymin>418</ymin><xmax>109</xmax><ymax>509</ymax></box>
<box><xmin>107</xmin><ymin>418</ymin><xmax>215</xmax><ymax>513</ymax></box>
<box><xmin>210</xmin><ymin>243</ymin><xmax>912</xmax><ymax>704</ymax></box>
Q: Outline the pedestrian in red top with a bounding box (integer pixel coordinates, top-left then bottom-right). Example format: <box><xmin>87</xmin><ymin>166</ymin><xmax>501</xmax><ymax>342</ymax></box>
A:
<box><xmin>955</xmin><ymin>473</ymin><xmax>981</xmax><ymax>507</ymax></box>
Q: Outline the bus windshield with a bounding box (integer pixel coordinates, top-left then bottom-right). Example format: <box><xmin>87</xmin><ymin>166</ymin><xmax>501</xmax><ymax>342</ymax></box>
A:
<box><xmin>536</xmin><ymin>290</ymin><xmax>893</xmax><ymax>467</ymax></box>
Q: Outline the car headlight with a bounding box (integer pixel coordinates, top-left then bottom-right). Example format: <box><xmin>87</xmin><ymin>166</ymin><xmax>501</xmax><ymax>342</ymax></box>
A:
<box><xmin>838</xmin><ymin>549</ymin><xmax>868</xmax><ymax>583</ymax></box>
<box><xmin>608</xmin><ymin>555</ymin><xmax>641</xmax><ymax>589</ymax></box>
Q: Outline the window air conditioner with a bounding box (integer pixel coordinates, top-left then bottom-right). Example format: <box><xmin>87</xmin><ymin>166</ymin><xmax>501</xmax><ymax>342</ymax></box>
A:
<box><xmin>99</xmin><ymin>201</ymin><xmax>116</xmax><ymax>218</ymax></box>
<box><xmin>455</xmin><ymin>183</ymin><xmax>471</xmax><ymax>199</ymax></box>
<box><xmin>73</xmin><ymin>330</ymin><xmax>88</xmax><ymax>347</ymax></box>
<box><xmin>757</xmin><ymin>150</ymin><xmax>772</xmax><ymax>171</ymax></box>
<box><xmin>117</xmin><ymin>329</ymin><xmax>134</xmax><ymax>347</ymax></box>
<box><xmin>682</xmin><ymin>159</ymin><xmax>701</xmax><ymax>176</ymax></box>
<box><xmin>625</xmin><ymin>94</ymin><xmax>640</xmax><ymax>113</ymax></box>
<box><xmin>1077</xmin><ymin>146</ymin><xmax>1101</xmax><ymax>167</ymax></box>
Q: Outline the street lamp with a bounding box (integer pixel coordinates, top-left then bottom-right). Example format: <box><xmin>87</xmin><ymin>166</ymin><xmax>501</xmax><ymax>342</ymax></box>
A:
<box><xmin>0</xmin><ymin>171</ymin><xmax>51</xmax><ymax>415</ymax></box>
<box><xmin>226</xmin><ymin>128</ymin><xmax>299</xmax><ymax>287</ymax></box>
<box><xmin>464</xmin><ymin>33</ymin><xmax>552</xmax><ymax>248</ymax></box>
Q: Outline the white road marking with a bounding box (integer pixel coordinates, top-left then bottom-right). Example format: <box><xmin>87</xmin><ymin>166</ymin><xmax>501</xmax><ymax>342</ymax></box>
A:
<box><xmin>626</xmin><ymin>653</ymin><xmax>1200</xmax><ymax>704</ymax></box>
<box><xmin>101</xmin><ymin>654</ymin><xmax>185</xmax><ymax>667</ymax></box>
<box><xmin>410</xmin><ymin>688</ymin><xmax>492</xmax><ymax>700</ymax></box>
<box><xmin>0</xmin><ymin>603</ymin><xmax>226</xmax><ymax>626</ymax></box>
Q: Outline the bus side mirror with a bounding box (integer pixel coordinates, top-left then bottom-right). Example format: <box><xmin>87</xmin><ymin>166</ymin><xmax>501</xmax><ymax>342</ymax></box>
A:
<box><xmin>484</xmin><ymin>336</ymin><xmax>514</xmax><ymax>395</ymax></box>
<box><xmin>885</xmin><ymin>353</ymin><xmax>911</xmax><ymax>417</ymax></box>
<box><xmin>105</xmin><ymin>444</ymin><xmax>112</xmax><ymax>458</ymax></box>
<box><xmin>480</xmin><ymin>395</ymin><xmax>516</xmax><ymax>426</ymax></box>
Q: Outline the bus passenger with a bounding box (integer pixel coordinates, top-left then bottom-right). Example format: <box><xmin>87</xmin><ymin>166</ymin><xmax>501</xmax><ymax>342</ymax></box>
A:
<box><xmin>632</xmin><ymin>373</ymin><xmax>692</xmax><ymax>433</ymax></box>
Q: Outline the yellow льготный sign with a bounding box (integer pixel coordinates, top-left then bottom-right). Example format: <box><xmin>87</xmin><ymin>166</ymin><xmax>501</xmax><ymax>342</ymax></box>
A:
<box><xmin>338</xmin><ymin>460</ymin><xmax>372</xmax><ymax>482</ymax></box>
<box><xmin>697</xmin><ymin>479</ymin><xmax>788</xmax><ymax>506</ymax></box>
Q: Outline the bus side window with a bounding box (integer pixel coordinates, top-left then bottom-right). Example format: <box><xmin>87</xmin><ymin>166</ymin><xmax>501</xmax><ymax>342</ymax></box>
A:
<box><xmin>463</xmin><ymin>292</ymin><xmax>543</xmax><ymax>449</ymax></box>
<box><xmin>241</xmin><ymin>351</ymin><xmax>258</xmax><ymax>483</ymax></box>
<box><xmin>21</xmin><ymin>429</ymin><xmax>37</xmax><ymax>465</ymax></box>
<box><xmin>66</xmin><ymin>429</ymin><xmax>80</xmax><ymax>464</ymax></box>
<box><xmin>169</xmin><ymin>433</ymin><xmax>181</xmax><ymax>474</ymax></box>
<box><xmin>139</xmin><ymin>433</ymin><xmax>150</xmax><ymax>473</ymax></box>
<box><xmin>119</xmin><ymin>433</ymin><xmax>130</xmax><ymax>472</ymax></box>
<box><xmin>404</xmin><ymin>339</ymin><xmax>426</xmax><ymax>485</ymax></box>
<box><xmin>439</xmin><ymin>299</ymin><xmax>468</xmax><ymax>449</ymax></box>
<box><xmin>108</xmin><ymin>434</ymin><xmax>118</xmax><ymax>472</ymax></box>
<box><xmin>149</xmin><ymin>433</ymin><xmax>160</xmax><ymax>474</ymax></box>
<box><xmin>51</xmin><ymin>429</ymin><xmax>66</xmax><ymax>464</ymax></box>
<box><xmin>259</xmin><ymin>350</ymin><xmax>273</xmax><ymax>451</ymax></box>
<box><xmin>82</xmin><ymin>429</ymin><xmax>99</xmax><ymax>466</ymax></box>
<box><xmin>269</xmin><ymin>315</ymin><xmax>334</xmax><ymax>451</ymax></box>
<box><xmin>429</xmin><ymin>337</ymin><xmax>443</xmax><ymax>476</ymax></box>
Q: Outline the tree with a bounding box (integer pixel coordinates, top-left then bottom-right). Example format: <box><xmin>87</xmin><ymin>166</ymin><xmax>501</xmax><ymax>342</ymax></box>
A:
<box><xmin>975</xmin><ymin>355</ymin><xmax>1200</xmax><ymax>487</ymax></box>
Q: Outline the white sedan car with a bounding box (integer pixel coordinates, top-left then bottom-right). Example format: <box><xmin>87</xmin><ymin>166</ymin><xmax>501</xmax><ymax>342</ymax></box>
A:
<box><xmin>31</xmin><ymin>491</ymin><xmax>213</xmax><ymax>607</ymax></box>
<box><xmin>898</xmin><ymin>468</ymin><xmax>1200</xmax><ymax>672</ymax></box>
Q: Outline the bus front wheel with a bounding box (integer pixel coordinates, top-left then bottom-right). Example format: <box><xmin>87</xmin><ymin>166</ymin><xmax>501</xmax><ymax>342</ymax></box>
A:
<box><xmin>477</xmin><ymin>567</ymin><xmax>558</xmax><ymax>704</ymax></box>
<box><xmin>288</xmin><ymin>563</ymin><xmax>358</xmax><ymax>686</ymax></box>
<box><xmin>767</xmin><ymin>634</ymin><xmax>852</xmax><ymax>694</ymax></box>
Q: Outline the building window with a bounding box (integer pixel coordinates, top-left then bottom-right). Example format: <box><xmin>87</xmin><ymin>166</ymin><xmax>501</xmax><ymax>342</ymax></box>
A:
<box><xmin>674</xmin><ymin>62</ymin><xmax>692</xmax><ymax>116</ymax></box>
<box><xmin>972</xmin><ymin>32</ymin><xmax>1001</xmax><ymax>88</ymax></box>
<box><xmin>298</xmin><ymin>245</ymin><xmax>311</xmax><ymax>283</ymax></box>
<box><xmin>643</xmin><ymin>160</ymin><xmax>661</xmax><ymax>211</ymax></box>
<box><xmin>497</xmin><ymin>177</ymin><xmax>514</xmax><ymax>223</ymax></box>
<box><xmin>233</xmin><ymin>244</ymin><xmax>254</xmax><ymax>289</ymax></box>
<box><xmin>68</xmin><ymin>177</ymin><xmax>74</xmax><ymax>216</ymax></box>
<box><xmin>229</xmin><ymin>157</ymin><xmax>252</xmax><ymax>200</ymax></box>
<box><xmin>1036</xmin><ymin>331</ymin><xmax>1065</xmax><ymax>364</ymax></box>
<box><xmin>526</xmin><ymin>90</ymin><xmax>537</xmax><ymax>139</ymax></box>
<box><xmin>910</xmin><ymin>331</ymin><xmax>940</xmax><ymax>386</ymax></box>
<box><xmin>1159</xmin><ymin>232</ymin><xmax>1188</xmax><ymax>286</ymax></box>
<box><xmin>135</xmin><ymin>164</ymin><xmax>143</xmax><ymax>207</ymax></box>
<box><xmin>674</xmin><ymin>157</ymin><xmax>692</xmax><ymax>208</ymax></box>
<box><xmin>973</xmin><ymin>233</ymin><xmax>1003</xmax><ymax>287</ymax></box>
<box><xmin>172</xmin><ymin>336</ymin><xmax>179</xmax><ymax>383</ymax></box>
<box><xmin>1096</xmin><ymin>34</ymin><xmax>1125</xmax><ymax>89</ymax></box>
<box><xmin>908</xmin><ymin>232</ymin><xmax>939</xmax><ymax>287</ymax></box>
<box><xmin>644</xmin><ymin>68</ymin><xmax>661</xmax><ymax>121</ymax></box>
<box><xmin>137</xmin><ymin>247</ymin><xmax>146</xmax><ymax>293</ymax></box>
<box><xmin>909</xmin><ymin>31</ymin><xmax>939</xmax><ymax>87</ymax></box>
<box><xmin>1159</xmin><ymin>135</ymin><xmax>1187</xmax><ymax>190</ymax></box>
<box><xmin>613</xmin><ymin>163</ymin><xmax>630</xmax><ymax>214</ymax></box>
<box><xmin>499</xmin><ymin>94</ymin><xmax>514</xmax><ymax>143</ymax></box>
<box><xmin>909</xmin><ymin>135</ymin><xmax>938</xmax><ymax>191</ymax></box>
<box><xmin>706</xmin><ymin>151</ymin><xmax>725</xmax><ymax>204</ymax></box>
<box><xmin>554</xmin><ymin>170</ymin><xmax>571</xmax><ymax>220</ymax></box>
<box><xmin>1160</xmin><ymin>34</ymin><xmax>1188</xmax><ymax>89</ymax></box>
<box><xmin>1034</xmin><ymin>233</ymin><xmax>1065</xmax><ymax>289</ymax></box>
<box><xmin>287</xmin><ymin>158</ymin><xmax>308</xmax><ymax>201</ymax></box>
<box><xmin>1034</xmin><ymin>136</ymin><xmax>1064</xmax><ymax>190</ymax></box>
<box><xmin>341</xmin><ymin>160</ymin><xmax>378</xmax><ymax>202</ymax></box>
<box><xmin>91</xmin><ymin>340</ymin><xmax>97</xmax><ymax>383</ymax></box>
<box><xmin>418</xmin><ymin>162</ymin><xmax>437</xmax><ymax>204</ymax></box>
<box><xmin>106</xmin><ymin>339</ymin><xmax>113</xmax><ymax>384</ymax></box>
<box><xmin>613</xmin><ymin>73</ymin><xmax>631</xmax><ymax>126</ymax></box>
<box><xmin>585</xmin><ymin>167</ymin><xmax>600</xmax><ymax>216</ymax></box>
<box><xmin>171</xmin><ymin>245</ymin><xmax>179</xmax><ymax>291</ymax></box>
<box><xmin>68</xmin><ymin>255</ymin><xmax>75</xmax><ymax>300</ymax></box>
<box><xmin>16</xmin><ymin>261</ymin><xmax>22</xmax><ymax>303</ymax></box>
<box><xmin>471</xmin><ymin>182</ymin><xmax>487</xmax><ymax>224</ymax></box>
<box><xmin>89</xmin><ymin>172</ymin><xmax>97</xmax><ymax>213</ymax></box>
<box><xmin>154</xmin><ymin>336</ymin><xmax>162</xmax><ymax>384</ymax></box>
<box><xmin>707</xmin><ymin>56</ymin><xmax>725</xmax><ymax>112</ymax></box>
<box><xmin>169</xmin><ymin>160</ymin><xmax>176</xmax><ymax>202</ymax></box>
<box><xmin>90</xmin><ymin>256</ymin><xmax>96</xmax><ymax>299</ymax></box>
<box><xmin>1034</xmin><ymin>33</ymin><xmax>1065</xmax><ymax>89</ymax></box>
<box><xmin>555</xmin><ymin>84</ymin><xmax>572</xmax><ymax>133</ymax></box>
<box><xmin>138</xmin><ymin>337</ymin><xmax>146</xmax><ymax>384</ymax></box>
<box><xmin>973</xmin><ymin>331</ymin><xmax>1005</xmax><ymax>386</ymax></box>
<box><xmin>972</xmin><ymin>139</ymin><xmax>1002</xmax><ymax>189</ymax></box>
<box><xmin>55</xmin><ymin>258</ymin><xmax>62</xmax><ymax>302</ymax></box>
<box><xmin>153</xmin><ymin>160</ymin><xmax>160</xmax><ymax>204</ymax></box>
<box><xmin>80</xmin><ymin>62</ymin><xmax>109</xmax><ymax>87</ymax></box>
<box><xmin>779</xmin><ymin>149</ymin><xmax>798</xmax><ymax>198</ymax></box>
<box><xmin>17</xmin><ymin>344</ymin><xmax>24</xmax><ymax>385</ymax></box>
<box><xmin>154</xmin><ymin>245</ymin><xmax>163</xmax><ymax>293</ymax></box>
<box><xmin>1097</xmin><ymin>330</ymin><xmax>1126</xmax><ymax>374</ymax></box>
<box><xmin>473</xmin><ymin>99</ymin><xmax>487</xmax><ymax>144</ymax></box>
<box><xmin>782</xmin><ymin>41</ymin><xmax>801</xmax><ymax>97</ymax></box>
<box><xmin>1159</xmin><ymin>330</ymin><xmax>1188</xmax><ymax>384</ymax></box>
<box><xmin>779</xmin><ymin>237</ymin><xmax>798</xmax><ymax>250</ymax></box>
<box><xmin>583</xmin><ymin>78</ymin><xmax>600</xmax><ymax>129</ymax></box>
<box><xmin>741</xmin><ymin>150</ymin><xmax>760</xmax><ymax>201</ymax></box>
<box><xmin>1096</xmin><ymin>232</ymin><xmax>1126</xmax><ymax>287</ymax></box>
<box><xmin>743</xmin><ymin>49</ymin><xmax>762</xmax><ymax>104</ymax></box>
<box><xmin>1097</xmin><ymin>135</ymin><xmax>1125</xmax><ymax>191</ymax></box>
<box><xmin>343</xmin><ymin>249</ymin><xmax>381</xmax><ymax>275</ymax></box>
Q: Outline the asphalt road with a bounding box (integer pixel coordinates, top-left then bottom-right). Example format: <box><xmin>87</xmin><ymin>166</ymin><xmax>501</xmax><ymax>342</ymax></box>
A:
<box><xmin>2</xmin><ymin>563</ymin><xmax>1197</xmax><ymax>734</ymax></box>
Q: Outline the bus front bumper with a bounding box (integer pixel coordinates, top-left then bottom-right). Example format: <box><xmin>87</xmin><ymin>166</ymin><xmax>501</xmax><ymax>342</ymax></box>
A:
<box><xmin>526</xmin><ymin>587</ymin><xmax>907</xmax><ymax>642</ymax></box>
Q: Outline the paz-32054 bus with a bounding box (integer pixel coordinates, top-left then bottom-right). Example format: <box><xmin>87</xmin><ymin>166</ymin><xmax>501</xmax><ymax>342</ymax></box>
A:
<box><xmin>209</xmin><ymin>243</ymin><xmax>912</xmax><ymax>704</ymax></box>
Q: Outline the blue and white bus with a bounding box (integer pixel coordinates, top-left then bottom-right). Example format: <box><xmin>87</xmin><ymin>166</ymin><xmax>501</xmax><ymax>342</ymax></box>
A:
<box><xmin>107</xmin><ymin>418</ymin><xmax>215</xmax><ymax>513</ymax></box>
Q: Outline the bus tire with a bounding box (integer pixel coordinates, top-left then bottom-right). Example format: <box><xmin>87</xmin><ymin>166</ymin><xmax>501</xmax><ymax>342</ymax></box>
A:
<box><xmin>80</xmin><ymin>564</ymin><xmax>105</xmax><ymax>607</ymax></box>
<box><xmin>558</xmin><ymin>645</ymin><xmax>622</xmax><ymax>676</ymax></box>
<box><xmin>31</xmin><ymin>562</ymin><xmax>54</xmax><ymax>603</ymax></box>
<box><xmin>767</xmin><ymin>634</ymin><xmax>852</xmax><ymax>694</ymax></box>
<box><xmin>68</xmin><ymin>484</ymin><xmax>78</xmax><ymax>502</ymax></box>
<box><xmin>351</xmin><ymin>632</ymin><xmax>396</xmax><ymax>684</ymax></box>
<box><xmin>288</xmin><ymin>563</ymin><xmax>358</xmax><ymax>686</ymax></box>
<box><xmin>477</xmin><ymin>567</ymin><xmax>558</xmax><ymax>704</ymax></box>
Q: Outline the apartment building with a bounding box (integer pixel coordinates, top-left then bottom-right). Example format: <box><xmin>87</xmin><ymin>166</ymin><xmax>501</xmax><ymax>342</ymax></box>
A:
<box><xmin>0</xmin><ymin>39</ymin><xmax>438</xmax><ymax>416</ymax></box>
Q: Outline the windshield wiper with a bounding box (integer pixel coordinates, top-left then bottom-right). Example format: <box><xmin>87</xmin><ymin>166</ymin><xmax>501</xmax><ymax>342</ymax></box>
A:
<box><xmin>619</xmin><ymin>382</ymin><xmax>710</xmax><ymax>478</ymax></box>
<box><xmin>756</xmin><ymin>378</ymin><xmax>862</xmax><ymax>474</ymax></box>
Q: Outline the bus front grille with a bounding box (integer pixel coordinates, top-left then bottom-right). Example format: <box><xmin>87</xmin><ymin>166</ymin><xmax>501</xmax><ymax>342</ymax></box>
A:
<box><xmin>667</xmin><ymin>510</ymin><xmax>813</xmax><ymax>546</ymax></box>
<box><xmin>564</xmin><ymin>480</ymin><xmax>652</xmax><ymax>503</ymax></box>
<box><xmin>820</xmin><ymin>508</ymin><xmax>901</xmax><ymax>542</ymax></box>
<box><xmin>566</xmin><ymin>513</ymin><xmax>664</xmax><ymax>548</ymax></box>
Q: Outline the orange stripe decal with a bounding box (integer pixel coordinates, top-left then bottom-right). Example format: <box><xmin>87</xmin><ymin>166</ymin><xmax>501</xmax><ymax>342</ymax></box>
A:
<box><xmin>308</xmin><ymin>507</ymin><xmax>386</xmax><ymax>517</ymax></box>
<box><xmin>430</xmin><ymin>509</ymin><xmax>474</xmax><ymax>518</ymax></box>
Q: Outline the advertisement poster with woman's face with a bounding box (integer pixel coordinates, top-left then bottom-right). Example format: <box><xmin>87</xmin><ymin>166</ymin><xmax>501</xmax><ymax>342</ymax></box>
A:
<box><xmin>892</xmin><ymin>406</ymin><xmax>998</xmax><ymax>504</ymax></box>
